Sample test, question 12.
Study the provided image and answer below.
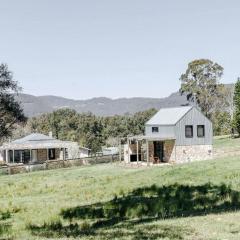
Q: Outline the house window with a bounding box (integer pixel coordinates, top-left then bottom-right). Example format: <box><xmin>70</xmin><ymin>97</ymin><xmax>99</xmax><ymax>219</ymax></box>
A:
<box><xmin>152</xmin><ymin>127</ymin><xmax>159</xmax><ymax>133</ymax></box>
<box><xmin>185</xmin><ymin>125</ymin><xmax>193</xmax><ymax>138</ymax></box>
<box><xmin>23</xmin><ymin>150</ymin><xmax>31</xmax><ymax>164</ymax></box>
<box><xmin>14</xmin><ymin>150</ymin><xmax>22</xmax><ymax>163</ymax></box>
<box><xmin>65</xmin><ymin>149</ymin><xmax>68</xmax><ymax>159</ymax></box>
<box><xmin>197</xmin><ymin>125</ymin><xmax>205</xmax><ymax>137</ymax></box>
<box><xmin>9</xmin><ymin>150</ymin><xmax>13</xmax><ymax>163</ymax></box>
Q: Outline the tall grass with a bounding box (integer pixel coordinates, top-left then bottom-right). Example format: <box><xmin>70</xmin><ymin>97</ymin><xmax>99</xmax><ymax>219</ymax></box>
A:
<box><xmin>0</xmin><ymin>138</ymin><xmax>240</xmax><ymax>239</ymax></box>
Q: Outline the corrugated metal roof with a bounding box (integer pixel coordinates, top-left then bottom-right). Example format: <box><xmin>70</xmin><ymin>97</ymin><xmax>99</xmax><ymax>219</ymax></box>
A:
<box><xmin>128</xmin><ymin>135</ymin><xmax>176</xmax><ymax>141</ymax></box>
<box><xmin>146</xmin><ymin>106</ymin><xmax>193</xmax><ymax>125</ymax></box>
<box><xmin>12</xmin><ymin>133</ymin><xmax>59</xmax><ymax>144</ymax></box>
<box><xmin>0</xmin><ymin>133</ymin><xmax>71</xmax><ymax>150</ymax></box>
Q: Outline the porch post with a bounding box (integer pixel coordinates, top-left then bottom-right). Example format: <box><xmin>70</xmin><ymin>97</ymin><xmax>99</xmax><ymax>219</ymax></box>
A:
<box><xmin>5</xmin><ymin>150</ymin><xmax>8</xmax><ymax>164</ymax></box>
<box><xmin>128</xmin><ymin>139</ymin><xmax>130</xmax><ymax>163</ymax></box>
<box><xmin>137</xmin><ymin>140</ymin><xmax>139</xmax><ymax>164</ymax></box>
<box><xmin>46</xmin><ymin>148</ymin><xmax>49</xmax><ymax>161</ymax></box>
<box><xmin>146</xmin><ymin>140</ymin><xmax>149</xmax><ymax>164</ymax></box>
<box><xmin>175</xmin><ymin>141</ymin><xmax>177</xmax><ymax>162</ymax></box>
<box><xmin>119</xmin><ymin>139</ymin><xmax>121</xmax><ymax>162</ymax></box>
<box><xmin>13</xmin><ymin>150</ymin><xmax>15</xmax><ymax>164</ymax></box>
<box><xmin>30</xmin><ymin>149</ymin><xmax>32</xmax><ymax>162</ymax></box>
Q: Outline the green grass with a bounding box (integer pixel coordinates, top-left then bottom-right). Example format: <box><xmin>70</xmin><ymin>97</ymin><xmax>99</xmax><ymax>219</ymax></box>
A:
<box><xmin>1</xmin><ymin>137</ymin><xmax>240</xmax><ymax>239</ymax></box>
<box><xmin>214</xmin><ymin>135</ymin><xmax>240</xmax><ymax>149</ymax></box>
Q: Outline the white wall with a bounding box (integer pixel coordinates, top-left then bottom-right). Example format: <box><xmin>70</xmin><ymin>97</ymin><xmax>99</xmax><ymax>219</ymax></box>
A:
<box><xmin>0</xmin><ymin>150</ymin><xmax>4</xmax><ymax>162</ymax></box>
<box><xmin>79</xmin><ymin>148</ymin><xmax>89</xmax><ymax>158</ymax></box>
<box><xmin>145</xmin><ymin>125</ymin><xmax>175</xmax><ymax>138</ymax></box>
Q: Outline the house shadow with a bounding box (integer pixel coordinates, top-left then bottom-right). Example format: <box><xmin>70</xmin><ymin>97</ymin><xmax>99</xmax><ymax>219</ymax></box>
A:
<box><xmin>28</xmin><ymin>183</ymin><xmax>240</xmax><ymax>239</ymax></box>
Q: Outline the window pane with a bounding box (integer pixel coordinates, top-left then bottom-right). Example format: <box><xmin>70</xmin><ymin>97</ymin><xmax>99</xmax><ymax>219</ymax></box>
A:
<box><xmin>23</xmin><ymin>150</ymin><xmax>30</xmax><ymax>164</ymax></box>
<box><xmin>185</xmin><ymin>125</ymin><xmax>193</xmax><ymax>138</ymax></box>
<box><xmin>65</xmin><ymin>149</ymin><xmax>69</xmax><ymax>159</ymax></box>
<box><xmin>9</xmin><ymin>150</ymin><xmax>13</xmax><ymax>163</ymax></box>
<box><xmin>152</xmin><ymin>127</ymin><xmax>159</xmax><ymax>133</ymax></box>
<box><xmin>14</xmin><ymin>150</ymin><xmax>21</xmax><ymax>163</ymax></box>
<box><xmin>197</xmin><ymin>125</ymin><xmax>205</xmax><ymax>137</ymax></box>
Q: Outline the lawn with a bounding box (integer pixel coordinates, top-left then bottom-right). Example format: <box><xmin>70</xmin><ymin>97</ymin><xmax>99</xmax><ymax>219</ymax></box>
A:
<box><xmin>214</xmin><ymin>135</ymin><xmax>240</xmax><ymax>150</ymax></box>
<box><xmin>0</xmin><ymin>137</ymin><xmax>240</xmax><ymax>239</ymax></box>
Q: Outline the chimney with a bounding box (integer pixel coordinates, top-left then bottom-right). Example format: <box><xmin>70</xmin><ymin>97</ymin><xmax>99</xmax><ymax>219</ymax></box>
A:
<box><xmin>49</xmin><ymin>131</ymin><xmax>53</xmax><ymax>138</ymax></box>
<box><xmin>193</xmin><ymin>93</ymin><xmax>197</xmax><ymax>107</ymax></box>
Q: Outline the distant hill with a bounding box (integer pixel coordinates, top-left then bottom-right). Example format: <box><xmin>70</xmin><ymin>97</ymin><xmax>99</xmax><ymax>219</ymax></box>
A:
<box><xmin>15</xmin><ymin>84</ymin><xmax>234</xmax><ymax>117</ymax></box>
<box><xmin>15</xmin><ymin>92</ymin><xmax>191</xmax><ymax>117</ymax></box>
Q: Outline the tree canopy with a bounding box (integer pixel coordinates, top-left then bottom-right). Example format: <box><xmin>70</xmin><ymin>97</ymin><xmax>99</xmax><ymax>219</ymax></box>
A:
<box><xmin>0</xmin><ymin>64</ymin><xmax>26</xmax><ymax>140</ymax></box>
<box><xmin>180</xmin><ymin>59</ymin><xmax>227</xmax><ymax>119</ymax></box>
<box><xmin>233</xmin><ymin>78</ymin><xmax>240</xmax><ymax>135</ymax></box>
<box><xmin>21</xmin><ymin>108</ymin><xmax>157</xmax><ymax>153</ymax></box>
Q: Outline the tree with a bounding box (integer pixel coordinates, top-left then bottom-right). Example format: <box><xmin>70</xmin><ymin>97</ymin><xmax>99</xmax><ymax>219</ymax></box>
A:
<box><xmin>212</xmin><ymin>111</ymin><xmax>231</xmax><ymax>136</ymax></box>
<box><xmin>84</xmin><ymin>118</ymin><xmax>105</xmax><ymax>153</ymax></box>
<box><xmin>0</xmin><ymin>64</ymin><xmax>26</xmax><ymax>140</ymax></box>
<box><xmin>233</xmin><ymin>78</ymin><xmax>240</xmax><ymax>135</ymax></box>
<box><xmin>180</xmin><ymin>59</ymin><xmax>226</xmax><ymax>119</ymax></box>
<box><xmin>17</xmin><ymin>108</ymin><xmax>157</xmax><ymax>151</ymax></box>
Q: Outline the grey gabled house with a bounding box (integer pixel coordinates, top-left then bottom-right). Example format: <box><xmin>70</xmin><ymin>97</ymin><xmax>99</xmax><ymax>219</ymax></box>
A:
<box><xmin>124</xmin><ymin>106</ymin><xmax>213</xmax><ymax>164</ymax></box>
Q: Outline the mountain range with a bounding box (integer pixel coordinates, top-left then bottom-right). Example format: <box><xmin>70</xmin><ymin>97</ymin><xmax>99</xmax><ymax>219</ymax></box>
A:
<box><xmin>15</xmin><ymin>92</ymin><xmax>191</xmax><ymax>117</ymax></box>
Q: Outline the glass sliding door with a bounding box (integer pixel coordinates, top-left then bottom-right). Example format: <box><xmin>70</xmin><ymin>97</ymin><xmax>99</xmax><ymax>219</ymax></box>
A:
<box><xmin>23</xmin><ymin>150</ymin><xmax>31</xmax><ymax>164</ymax></box>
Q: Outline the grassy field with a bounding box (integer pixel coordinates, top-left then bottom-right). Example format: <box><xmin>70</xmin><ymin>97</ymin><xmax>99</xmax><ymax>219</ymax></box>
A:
<box><xmin>0</xmin><ymin>136</ymin><xmax>240</xmax><ymax>239</ymax></box>
<box><xmin>214</xmin><ymin>135</ymin><xmax>240</xmax><ymax>150</ymax></box>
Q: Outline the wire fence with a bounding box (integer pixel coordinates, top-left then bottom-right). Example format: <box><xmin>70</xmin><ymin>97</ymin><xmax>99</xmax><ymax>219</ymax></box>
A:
<box><xmin>1</xmin><ymin>147</ymin><xmax>240</xmax><ymax>175</ymax></box>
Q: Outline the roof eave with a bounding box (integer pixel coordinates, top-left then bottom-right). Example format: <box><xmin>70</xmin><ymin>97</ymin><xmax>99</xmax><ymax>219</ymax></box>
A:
<box><xmin>145</xmin><ymin>123</ymin><xmax>176</xmax><ymax>126</ymax></box>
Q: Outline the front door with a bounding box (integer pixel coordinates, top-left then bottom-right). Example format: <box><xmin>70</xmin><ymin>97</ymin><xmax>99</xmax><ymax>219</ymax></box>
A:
<box><xmin>48</xmin><ymin>149</ymin><xmax>56</xmax><ymax>160</ymax></box>
<box><xmin>153</xmin><ymin>141</ymin><xmax>164</xmax><ymax>162</ymax></box>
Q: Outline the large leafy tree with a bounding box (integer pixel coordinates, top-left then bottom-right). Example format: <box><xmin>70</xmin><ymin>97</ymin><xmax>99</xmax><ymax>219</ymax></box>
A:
<box><xmin>233</xmin><ymin>78</ymin><xmax>240</xmax><ymax>135</ymax></box>
<box><xmin>0</xmin><ymin>64</ymin><xmax>26</xmax><ymax>140</ymax></box>
<box><xmin>180</xmin><ymin>59</ymin><xmax>227</xmax><ymax>119</ymax></box>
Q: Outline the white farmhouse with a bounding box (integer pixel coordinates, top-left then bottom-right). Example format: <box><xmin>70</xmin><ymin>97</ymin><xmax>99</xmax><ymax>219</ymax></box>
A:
<box><xmin>0</xmin><ymin>133</ymin><xmax>90</xmax><ymax>164</ymax></box>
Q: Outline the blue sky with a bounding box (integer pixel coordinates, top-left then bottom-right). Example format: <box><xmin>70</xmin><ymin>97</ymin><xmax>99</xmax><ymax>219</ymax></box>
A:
<box><xmin>0</xmin><ymin>0</ymin><xmax>240</xmax><ymax>99</ymax></box>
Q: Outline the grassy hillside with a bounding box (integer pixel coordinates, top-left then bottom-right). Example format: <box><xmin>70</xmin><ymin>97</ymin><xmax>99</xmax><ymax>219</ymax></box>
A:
<box><xmin>0</xmin><ymin>137</ymin><xmax>240</xmax><ymax>239</ymax></box>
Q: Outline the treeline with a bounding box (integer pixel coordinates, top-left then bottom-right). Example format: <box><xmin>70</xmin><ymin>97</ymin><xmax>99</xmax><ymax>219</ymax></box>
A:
<box><xmin>14</xmin><ymin>105</ymin><xmax>233</xmax><ymax>153</ymax></box>
<box><xmin>0</xmin><ymin>60</ymin><xmax>236</xmax><ymax>147</ymax></box>
<box><xmin>17</xmin><ymin>108</ymin><xmax>157</xmax><ymax>152</ymax></box>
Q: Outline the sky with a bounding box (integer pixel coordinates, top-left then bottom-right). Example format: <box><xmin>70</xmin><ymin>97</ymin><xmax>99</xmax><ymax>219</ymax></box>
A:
<box><xmin>0</xmin><ymin>0</ymin><xmax>240</xmax><ymax>100</ymax></box>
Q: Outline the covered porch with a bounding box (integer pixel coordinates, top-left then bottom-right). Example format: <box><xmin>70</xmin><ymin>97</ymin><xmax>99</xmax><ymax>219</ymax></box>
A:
<box><xmin>1</xmin><ymin>147</ymin><xmax>67</xmax><ymax>164</ymax></box>
<box><xmin>124</xmin><ymin>135</ymin><xmax>176</xmax><ymax>164</ymax></box>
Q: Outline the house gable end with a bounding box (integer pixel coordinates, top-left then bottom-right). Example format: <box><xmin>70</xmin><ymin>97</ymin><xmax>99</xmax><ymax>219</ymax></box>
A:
<box><xmin>175</xmin><ymin>107</ymin><xmax>213</xmax><ymax>146</ymax></box>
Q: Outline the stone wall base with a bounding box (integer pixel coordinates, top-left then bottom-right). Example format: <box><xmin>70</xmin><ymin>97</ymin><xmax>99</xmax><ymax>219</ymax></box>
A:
<box><xmin>171</xmin><ymin>145</ymin><xmax>213</xmax><ymax>164</ymax></box>
<box><xmin>124</xmin><ymin>141</ymin><xmax>213</xmax><ymax>164</ymax></box>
